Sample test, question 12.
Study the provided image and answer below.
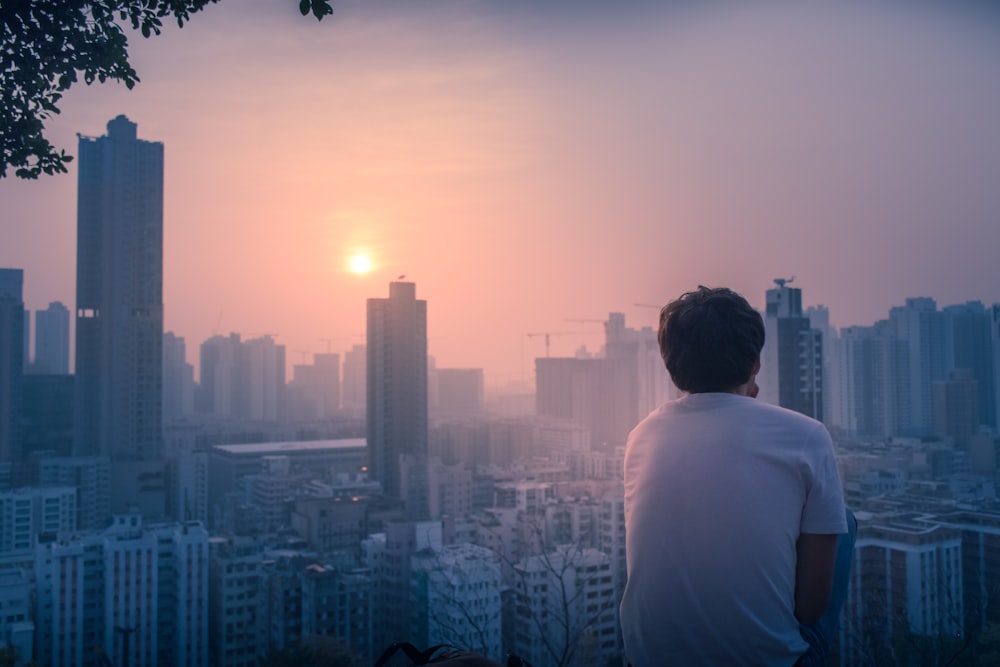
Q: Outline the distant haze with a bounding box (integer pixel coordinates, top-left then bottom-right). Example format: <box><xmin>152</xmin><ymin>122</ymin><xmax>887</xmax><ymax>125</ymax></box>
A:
<box><xmin>3</xmin><ymin>0</ymin><xmax>999</xmax><ymax>385</ymax></box>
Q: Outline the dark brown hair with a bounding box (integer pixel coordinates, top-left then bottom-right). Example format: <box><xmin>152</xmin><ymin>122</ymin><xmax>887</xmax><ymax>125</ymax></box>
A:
<box><xmin>658</xmin><ymin>286</ymin><xmax>764</xmax><ymax>393</ymax></box>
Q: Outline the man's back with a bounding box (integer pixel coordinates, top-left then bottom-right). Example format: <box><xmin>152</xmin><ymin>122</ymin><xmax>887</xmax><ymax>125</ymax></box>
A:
<box><xmin>620</xmin><ymin>393</ymin><xmax>846</xmax><ymax>666</ymax></box>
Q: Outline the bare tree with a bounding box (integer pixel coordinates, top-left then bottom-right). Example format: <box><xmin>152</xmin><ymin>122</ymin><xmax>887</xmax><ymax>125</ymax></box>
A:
<box><xmin>410</xmin><ymin>544</ymin><xmax>505</xmax><ymax>660</ymax></box>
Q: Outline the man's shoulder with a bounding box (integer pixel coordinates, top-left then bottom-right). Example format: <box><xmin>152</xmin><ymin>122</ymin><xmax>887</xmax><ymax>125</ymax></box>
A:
<box><xmin>630</xmin><ymin>395</ymin><xmax>827</xmax><ymax>443</ymax></box>
<box><xmin>746</xmin><ymin>398</ymin><xmax>824</xmax><ymax>429</ymax></box>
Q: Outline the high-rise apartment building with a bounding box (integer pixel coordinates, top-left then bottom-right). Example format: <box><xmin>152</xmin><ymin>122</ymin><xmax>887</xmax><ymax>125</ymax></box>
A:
<box><xmin>535</xmin><ymin>357</ymin><xmax>636</xmax><ymax>447</ymax></box>
<box><xmin>197</xmin><ymin>333</ymin><xmax>285</xmax><ymax>422</ymax></box>
<box><xmin>992</xmin><ymin>304</ymin><xmax>1000</xmax><ymax>432</ymax></box>
<box><xmin>367</xmin><ymin>281</ymin><xmax>429</xmax><ymax>520</ymax></box>
<box><xmin>888</xmin><ymin>298</ymin><xmax>945</xmax><ymax>436</ymax></box>
<box><xmin>74</xmin><ymin>116</ymin><xmax>164</xmax><ymax>461</ymax></box>
<box><xmin>242</xmin><ymin>335</ymin><xmax>285</xmax><ymax>421</ymax></box>
<box><xmin>163</xmin><ymin>331</ymin><xmax>195</xmax><ymax>419</ymax></box>
<box><xmin>932</xmin><ymin>368</ymin><xmax>979</xmax><ymax>447</ymax></box>
<box><xmin>342</xmin><ymin>343</ymin><xmax>367</xmax><ymax>417</ymax></box>
<box><xmin>0</xmin><ymin>269</ymin><xmax>24</xmax><ymax>462</ymax></box>
<box><xmin>942</xmin><ymin>301</ymin><xmax>996</xmax><ymax>430</ymax></box>
<box><xmin>198</xmin><ymin>333</ymin><xmax>242</xmax><ymax>418</ymax></box>
<box><xmin>839</xmin><ymin>322</ymin><xmax>903</xmax><ymax>438</ymax></box>
<box><xmin>758</xmin><ymin>279</ymin><xmax>823</xmax><ymax>420</ymax></box>
<box><xmin>33</xmin><ymin>301</ymin><xmax>70</xmax><ymax>375</ymax></box>
<box><xmin>33</xmin><ymin>515</ymin><xmax>209</xmax><ymax>667</ymax></box>
<box><xmin>432</xmin><ymin>367</ymin><xmax>484</xmax><ymax>417</ymax></box>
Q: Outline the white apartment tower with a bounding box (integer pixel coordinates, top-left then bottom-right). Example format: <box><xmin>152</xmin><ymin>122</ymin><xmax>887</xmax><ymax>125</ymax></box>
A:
<box><xmin>33</xmin><ymin>516</ymin><xmax>209</xmax><ymax>667</ymax></box>
<box><xmin>411</xmin><ymin>544</ymin><xmax>504</xmax><ymax>660</ymax></box>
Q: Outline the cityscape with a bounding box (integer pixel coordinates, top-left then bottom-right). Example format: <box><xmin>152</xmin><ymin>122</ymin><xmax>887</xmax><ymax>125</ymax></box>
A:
<box><xmin>1</xmin><ymin>115</ymin><xmax>1000</xmax><ymax>666</ymax></box>
<box><xmin>4</xmin><ymin>3</ymin><xmax>1000</xmax><ymax>667</ymax></box>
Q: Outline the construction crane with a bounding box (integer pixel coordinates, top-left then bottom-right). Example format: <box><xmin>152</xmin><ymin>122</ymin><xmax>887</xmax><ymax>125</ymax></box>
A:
<box><xmin>526</xmin><ymin>331</ymin><xmax>586</xmax><ymax>357</ymax></box>
<box><xmin>633</xmin><ymin>302</ymin><xmax>661</xmax><ymax>309</ymax></box>
<box><xmin>773</xmin><ymin>276</ymin><xmax>796</xmax><ymax>288</ymax></box>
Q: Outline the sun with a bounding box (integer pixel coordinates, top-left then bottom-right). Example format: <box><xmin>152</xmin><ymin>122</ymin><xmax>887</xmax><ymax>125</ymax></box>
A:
<box><xmin>350</xmin><ymin>254</ymin><xmax>372</xmax><ymax>274</ymax></box>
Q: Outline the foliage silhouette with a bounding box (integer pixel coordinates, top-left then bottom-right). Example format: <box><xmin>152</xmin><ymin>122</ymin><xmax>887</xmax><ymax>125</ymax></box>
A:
<box><xmin>0</xmin><ymin>0</ymin><xmax>333</xmax><ymax>179</ymax></box>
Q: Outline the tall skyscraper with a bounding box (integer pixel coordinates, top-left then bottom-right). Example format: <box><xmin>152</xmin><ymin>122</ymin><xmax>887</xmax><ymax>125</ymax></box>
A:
<box><xmin>367</xmin><ymin>281</ymin><xmax>429</xmax><ymax>519</ymax></box>
<box><xmin>758</xmin><ymin>279</ymin><xmax>823</xmax><ymax>420</ymax></box>
<box><xmin>0</xmin><ymin>269</ymin><xmax>24</xmax><ymax>461</ymax></box>
<box><xmin>34</xmin><ymin>301</ymin><xmax>70</xmax><ymax>375</ymax></box>
<box><xmin>74</xmin><ymin>116</ymin><xmax>164</xmax><ymax>461</ymax></box>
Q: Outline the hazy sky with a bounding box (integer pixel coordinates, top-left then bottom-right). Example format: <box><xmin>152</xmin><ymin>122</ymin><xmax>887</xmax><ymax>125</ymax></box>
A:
<box><xmin>3</xmin><ymin>0</ymin><xmax>1000</xmax><ymax>386</ymax></box>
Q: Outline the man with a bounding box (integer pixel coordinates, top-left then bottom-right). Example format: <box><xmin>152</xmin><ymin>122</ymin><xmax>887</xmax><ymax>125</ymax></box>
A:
<box><xmin>620</xmin><ymin>286</ymin><xmax>854</xmax><ymax>666</ymax></box>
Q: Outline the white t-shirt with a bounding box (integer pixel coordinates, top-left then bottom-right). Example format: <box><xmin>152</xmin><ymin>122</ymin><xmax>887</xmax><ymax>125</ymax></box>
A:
<box><xmin>620</xmin><ymin>392</ymin><xmax>847</xmax><ymax>667</ymax></box>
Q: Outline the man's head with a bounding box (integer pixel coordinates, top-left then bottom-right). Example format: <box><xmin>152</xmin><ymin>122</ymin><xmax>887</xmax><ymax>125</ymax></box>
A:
<box><xmin>658</xmin><ymin>286</ymin><xmax>765</xmax><ymax>394</ymax></box>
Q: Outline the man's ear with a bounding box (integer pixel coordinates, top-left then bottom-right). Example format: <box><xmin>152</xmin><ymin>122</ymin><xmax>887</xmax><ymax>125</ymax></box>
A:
<box><xmin>752</xmin><ymin>357</ymin><xmax>761</xmax><ymax>376</ymax></box>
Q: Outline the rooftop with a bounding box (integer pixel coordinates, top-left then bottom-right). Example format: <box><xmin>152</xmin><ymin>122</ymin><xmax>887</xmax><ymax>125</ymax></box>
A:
<box><xmin>212</xmin><ymin>438</ymin><xmax>366</xmax><ymax>456</ymax></box>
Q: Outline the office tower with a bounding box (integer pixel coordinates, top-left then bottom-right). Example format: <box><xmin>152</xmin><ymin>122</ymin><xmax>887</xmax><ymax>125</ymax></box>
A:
<box><xmin>75</xmin><ymin>116</ymin><xmax>164</xmax><ymax>461</ymax></box>
<box><xmin>163</xmin><ymin>331</ymin><xmax>195</xmax><ymax>419</ymax></box>
<box><xmin>0</xmin><ymin>269</ymin><xmax>24</xmax><ymax>462</ymax></box>
<box><xmin>33</xmin><ymin>301</ymin><xmax>70</xmax><ymax>374</ymax></box>
<box><xmin>758</xmin><ymin>279</ymin><xmax>823</xmax><ymax>420</ymax></box>
<box><xmin>367</xmin><ymin>281</ymin><xmax>429</xmax><ymax>520</ymax></box>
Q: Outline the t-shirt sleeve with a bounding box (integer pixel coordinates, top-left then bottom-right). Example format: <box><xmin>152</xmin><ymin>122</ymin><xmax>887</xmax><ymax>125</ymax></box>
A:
<box><xmin>800</xmin><ymin>423</ymin><xmax>848</xmax><ymax>535</ymax></box>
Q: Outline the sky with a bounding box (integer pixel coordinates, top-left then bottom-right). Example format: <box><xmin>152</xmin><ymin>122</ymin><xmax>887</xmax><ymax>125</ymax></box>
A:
<box><xmin>3</xmin><ymin>0</ymin><xmax>1000</xmax><ymax>387</ymax></box>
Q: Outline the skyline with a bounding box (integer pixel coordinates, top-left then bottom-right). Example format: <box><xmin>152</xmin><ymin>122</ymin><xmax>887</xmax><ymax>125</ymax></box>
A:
<box><xmin>3</xmin><ymin>0</ymin><xmax>1000</xmax><ymax>384</ymax></box>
